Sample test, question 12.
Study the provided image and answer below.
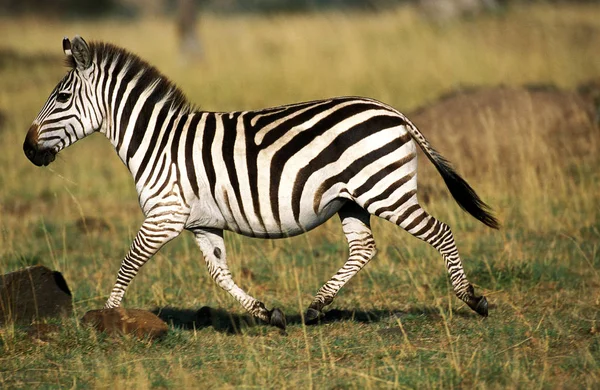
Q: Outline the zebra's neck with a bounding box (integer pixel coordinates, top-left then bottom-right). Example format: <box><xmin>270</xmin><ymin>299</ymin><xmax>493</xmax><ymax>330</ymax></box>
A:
<box><xmin>104</xmin><ymin>98</ymin><xmax>196</xmax><ymax>182</ymax></box>
<box><xmin>88</xmin><ymin>42</ymin><xmax>194</xmax><ymax>178</ymax></box>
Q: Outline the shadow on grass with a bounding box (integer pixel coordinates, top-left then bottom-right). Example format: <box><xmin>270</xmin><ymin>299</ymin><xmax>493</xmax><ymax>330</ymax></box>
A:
<box><xmin>152</xmin><ymin>305</ymin><xmax>481</xmax><ymax>334</ymax></box>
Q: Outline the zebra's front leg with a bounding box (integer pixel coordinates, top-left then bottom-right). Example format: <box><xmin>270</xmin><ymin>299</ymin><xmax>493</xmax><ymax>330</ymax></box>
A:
<box><xmin>105</xmin><ymin>216</ymin><xmax>185</xmax><ymax>308</ymax></box>
<box><xmin>192</xmin><ymin>228</ymin><xmax>286</xmax><ymax>330</ymax></box>
<box><xmin>305</xmin><ymin>203</ymin><xmax>377</xmax><ymax>324</ymax></box>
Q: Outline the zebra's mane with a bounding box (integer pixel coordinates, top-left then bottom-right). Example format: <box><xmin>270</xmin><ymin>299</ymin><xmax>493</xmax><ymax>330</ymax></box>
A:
<box><xmin>67</xmin><ymin>41</ymin><xmax>194</xmax><ymax>115</ymax></box>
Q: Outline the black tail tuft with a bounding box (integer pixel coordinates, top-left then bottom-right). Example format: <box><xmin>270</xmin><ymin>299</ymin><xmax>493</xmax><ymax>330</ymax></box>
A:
<box><xmin>429</xmin><ymin>150</ymin><xmax>500</xmax><ymax>229</ymax></box>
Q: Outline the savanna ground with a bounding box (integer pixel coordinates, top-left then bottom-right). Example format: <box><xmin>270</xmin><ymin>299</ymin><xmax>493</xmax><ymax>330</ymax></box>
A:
<box><xmin>1</xmin><ymin>3</ymin><xmax>599</xmax><ymax>388</ymax></box>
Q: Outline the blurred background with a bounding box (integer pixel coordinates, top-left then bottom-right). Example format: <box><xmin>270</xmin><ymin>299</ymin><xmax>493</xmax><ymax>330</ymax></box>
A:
<box><xmin>0</xmin><ymin>0</ymin><xmax>507</xmax><ymax>18</ymax></box>
<box><xmin>1</xmin><ymin>0</ymin><xmax>597</xmax><ymax>221</ymax></box>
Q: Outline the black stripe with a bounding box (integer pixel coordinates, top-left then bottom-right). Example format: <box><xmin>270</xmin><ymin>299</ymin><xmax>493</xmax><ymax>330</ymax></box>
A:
<box><xmin>201</xmin><ymin>114</ymin><xmax>217</xmax><ymax>198</ymax></box>
<box><xmin>41</xmin><ymin>114</ymin><xmax>80</xmax><ymax>126</ymax></box>
<box><xmin>243</xmin><ymin>113</ymin><xmax>267</xmax><ymax>233</ymax></box>
<box><xmin>260</xmin><ymin>98</ymin><xmax>361</xmax><ymax>149</ymax></box>
<box><xmin>222</xmin><ymin>189</ymin><xmax>240</xmax><ymax>233</ymax></box>
<box><xmin>353</xmin><ymin>144</ymin><xmax>414</xmax><ymax>198</ymax></box>
<box><xmin>250</xmin><ymin>100</ymin><xmax>326</xmax><ymax>130</ymax></box>
<box><xmin>423</xmin><ymin>220</ymin><xmax>443</xmax><ymax>242</ymax></box>
<box><xmin>185</xmin><ymin>113</ymin><xmax>201</xmax><ymax>197</ymax></box>
<box><xmin>98</xmin><ymin>56</ymin><xmax>112</xmax><ymax>114</ymax></box>
<box><xmin>373</xmin><ymin>189</ymin><xmax>416</xmax><ymax>216</ymax></box>
<box><xmin>41</xmin><ymin>136</ymin><xmax>62</xmax><ymax>144</ymax></box>
<box><xmin>414</xmin><ymin>216</ymin><xmax>435</xmax><ymax>237</ymax></box>
<box><xmin>168</xmin><ymin>113</ymin><xmax>189</xmax><ymax>202</ymax></box>
<box><xmin>142</xmin><ymin>113</ymin><xmax>175</xmax><ymax>189</ymax></box>
<box><xmin>107</xmin><ymin>56</ymin><xmax>130</xmax><ymax>139</ymax></box>
<box><xmin>404</xmin><ymin>210</ymin><xmax>427</xmax><ymax>231</ymax></box>
<box><xmin>170</xmin><ymin>113</ymin><xmax>187</xmax><ymax>167</ymax></box>
<box><xmin>392</xmin><ymin>203</ymin><xmax>421</xmax><ymax>226</ymax></box>
<box><xmin>125</xmin><ymin>86</ymin><xmax>165</xmax><ymax>165</ymax></box>
<box><xmin>221</xmin><ymin>113</ymin><xmax>253</xmax><ymax>234</ymax></box>
<box><xmin>106</xmin><ymin>62</ymin><xmax>121</xmax><ymax>141</ymax></box>
<box><xmin>134</xmin><ymin>104</ymin><xmax>172</xmax><ymax>182</ymax></box>
<box><xmin>115</xmin><ymin>67</ymin><xmax>142</xmax><ymax>151</ymax></box>
<box><xmin>362</xmin><ymin>171</ymin><xmax>415</xmax><ymax>211</ymax></box>
<box><xmin>142</xmin><ymin>154</ymin><xmax>168</xmax><ymax>210</ymax></box>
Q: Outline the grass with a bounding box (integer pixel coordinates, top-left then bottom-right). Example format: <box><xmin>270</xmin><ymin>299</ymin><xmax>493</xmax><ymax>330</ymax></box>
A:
<box><xmin>1</xmin><ymin>3</ymin><xmax>600</xmax><ymax>388</ymax></box>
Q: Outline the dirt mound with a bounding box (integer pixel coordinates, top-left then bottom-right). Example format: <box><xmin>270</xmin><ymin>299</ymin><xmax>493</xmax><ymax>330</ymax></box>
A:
<box><xmin>407</xmin><ymin>84</ymin><xmax>599</xmax><ymax>186</ymax></box>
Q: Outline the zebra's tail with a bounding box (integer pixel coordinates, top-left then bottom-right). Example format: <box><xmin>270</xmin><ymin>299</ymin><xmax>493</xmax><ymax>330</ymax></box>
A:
<box><xmin>405</xmin><ymin>121</ymin><xmax>500</xmax><ymax>230</ymax></box>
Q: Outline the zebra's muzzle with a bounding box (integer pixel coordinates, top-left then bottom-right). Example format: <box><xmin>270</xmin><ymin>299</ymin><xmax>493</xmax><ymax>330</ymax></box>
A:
<box><xmin>23</xmin><ymin>125</ymin><xmax>56</xmax><ymax>167</ymax></box>
<box><xmin>23</xmin><ymin>143</ymin><xmax>56</xmax><ymax>167</ymax></box>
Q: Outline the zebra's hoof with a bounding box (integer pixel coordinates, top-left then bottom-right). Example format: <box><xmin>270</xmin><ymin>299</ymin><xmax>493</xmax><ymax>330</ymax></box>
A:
<box><xmin>304</xmin><ymin>308</ymin><xmax>322</xmax><ymax>325</ymax></box>
<box><xmin>269</xmin><ymin>308</ymin><xmax>286</xmax><ymax>331</ymax></box>
<box><xmin>471</xmin><ymin>296</ymin><xmax>488</xmax><ymax>317</ymax></box>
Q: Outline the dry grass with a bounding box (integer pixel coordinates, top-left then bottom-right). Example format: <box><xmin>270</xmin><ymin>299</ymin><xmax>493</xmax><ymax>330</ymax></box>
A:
<box><xmin>0</xmin><ymin>3</ymin><xmax>599</xmax><ymax>388</ymax></box>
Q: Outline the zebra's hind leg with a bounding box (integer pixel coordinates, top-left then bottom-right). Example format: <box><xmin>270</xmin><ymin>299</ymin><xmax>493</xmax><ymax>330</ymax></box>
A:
<box><xmin>305</xmin><ymin>202</ymin><xmax>377</xmax><ymax>324</ymax></box>
<box><xmin>192</xmin><ymin>228</ymin><xmax>286</xmax><ymax>331</ymax></box>
<box><xmin>379</xmin><ymin>197</ymin><xmax>488</xmax><ymax>316</ymax></box>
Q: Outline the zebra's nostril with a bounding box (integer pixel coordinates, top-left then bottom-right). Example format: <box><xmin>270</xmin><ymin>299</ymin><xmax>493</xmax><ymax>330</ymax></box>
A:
<box><xmin>23</xmin><ymin>139</ymin><xmax>38</xmax><ymax>162</ymax></box>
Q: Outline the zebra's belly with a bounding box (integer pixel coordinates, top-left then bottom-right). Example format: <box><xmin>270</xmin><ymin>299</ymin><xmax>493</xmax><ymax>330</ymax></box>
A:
<box><xmin>225</xmin><ymin>198</ymin><xmax>347</xmax><ymax>239</ymax></box>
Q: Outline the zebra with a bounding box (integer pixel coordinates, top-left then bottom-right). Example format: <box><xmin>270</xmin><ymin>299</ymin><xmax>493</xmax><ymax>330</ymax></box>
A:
<box><xmin>23</xmin><ymin>36</ymin><xmax>499</xmax><ymax>330</ymax></box>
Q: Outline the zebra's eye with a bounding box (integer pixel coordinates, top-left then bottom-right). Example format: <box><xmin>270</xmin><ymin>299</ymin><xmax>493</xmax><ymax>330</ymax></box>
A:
<box><xmin>56</xmin><ymin>92</ymin><xmax>71</xmax><ymax>103</ymax></box>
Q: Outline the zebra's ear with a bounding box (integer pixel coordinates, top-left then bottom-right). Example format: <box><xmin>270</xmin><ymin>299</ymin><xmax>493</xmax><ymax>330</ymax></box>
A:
<box><xmin>63</xmin><ymin>37</ymin><xmax>72</xmax><ymax>56</ymax></box>
<box><xmin>63</xmin><ymin>37</ymin><xmax>76</xmax><ymax>69</ymax></box>
<box><xmin>70</xmin><ymin>35</ymin><xmax>92</xmax><ymax>70</ymax></box>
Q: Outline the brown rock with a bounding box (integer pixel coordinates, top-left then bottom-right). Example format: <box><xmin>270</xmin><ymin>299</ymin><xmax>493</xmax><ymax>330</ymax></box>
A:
<box><xmin>81</xmin><ymin>308</ymin><xmax>168</xmax><ymax>340</ymax></box>
<box><xmin>0</xmin><ymin>265</ymin><xmax>72</xmax><ymax>325</ymax></box>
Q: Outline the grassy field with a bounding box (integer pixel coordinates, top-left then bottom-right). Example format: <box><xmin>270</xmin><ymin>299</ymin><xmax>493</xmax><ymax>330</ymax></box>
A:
<box><xmin>1</xmin><ymin>3</ymin><xmax>599</xmax><ymax>388</ymax></box>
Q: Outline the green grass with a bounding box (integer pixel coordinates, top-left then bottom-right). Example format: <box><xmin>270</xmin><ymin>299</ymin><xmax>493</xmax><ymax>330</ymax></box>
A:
<box><xmin>1</xmin><ymin>3</ymin><xmax>600</xmax><ymax>388</ymax></box>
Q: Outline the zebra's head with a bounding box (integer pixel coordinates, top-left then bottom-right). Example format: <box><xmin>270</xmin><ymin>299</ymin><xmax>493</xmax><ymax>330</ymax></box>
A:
<box><xmin>24</xmin><ymin>36</ymin><xmax>102</xmax><ymax>167</ymax></box>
